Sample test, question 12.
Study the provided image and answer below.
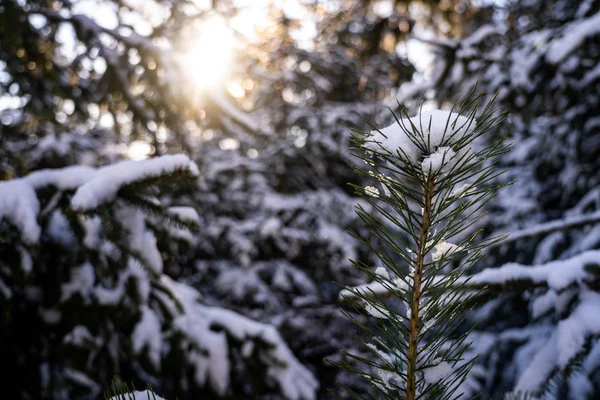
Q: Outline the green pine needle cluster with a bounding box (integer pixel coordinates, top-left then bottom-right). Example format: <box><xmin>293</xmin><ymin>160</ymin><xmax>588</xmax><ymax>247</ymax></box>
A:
<box><xmin>336</xmin><ymin>92</ymin><xmax>511</xmax><ymax>400</ymax></box>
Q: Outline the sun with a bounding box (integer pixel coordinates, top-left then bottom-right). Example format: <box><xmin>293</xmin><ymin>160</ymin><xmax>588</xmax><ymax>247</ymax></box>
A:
<box><xmin>180</xmin><ymin>16</ymin><xmax>236</xmax><ymax>91</ymax></box>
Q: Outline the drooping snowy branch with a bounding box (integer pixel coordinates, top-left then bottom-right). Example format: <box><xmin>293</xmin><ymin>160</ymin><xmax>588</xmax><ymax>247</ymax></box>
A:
<box><xmin>488</xmin><ymin>209</ymin><xmax>600</xmax><ymax>249</ymax></box>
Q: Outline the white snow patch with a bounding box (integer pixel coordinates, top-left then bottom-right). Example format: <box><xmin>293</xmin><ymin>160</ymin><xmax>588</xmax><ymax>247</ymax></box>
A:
<box><xmin>547</xmin><ymin>12</ymin><xmax>600</xmax><ymax>64</ymax></box>
<box><xmin>364</xmin><ymin>300</ymin><xmax>391</xmax><ymax>319</ymax></box>
<box><xmin>421</xmin><ymin>147</ymin><xmax>456</xmax><ymax>174</ymax></box>
<box><xmin>555</xmin><ymin>291</ymin><xmax>600</xmax><ymax>368</ymax></box>
<box><xmin>167</xmin><ymin>206</ymin><xmax>200</xmax><ymax>225</ymax></box>
<box><xmin>375</xmin><ymin>266</ymin><xmax>390</xmax><ymax>280</ymax></box>
<box><xmin>61</xmin><ymin>262</ymin><xmax>95</xmax><ymax>302</ymax></box>
<box><xmin>71</xmin><ymin>155</ymin><xmax>198</xmax><ymax>212</ymax></box>
<box><xmin>423</xmin><ymin>359</ymin><xmax>453</xmax><ymax>384</ymax></box>
<box><xmin>25</xmin><ymin>165</ymin><xmax>96</xmax><ymax>190</ymax></box>
<box><xmin>469</xmin><ymin>250</ymin><xmax>599</xmax><ymax>291</ymax></box>
<box><xmin>368</xmin><ymin>110</ymin><xmax>474</xmax><ymax>165</ymax></box>
<box><xmin>364</xmin><ymin>185</ymin><xmax>380</xmax><ymax>198</ymax></box>
<box><xmin>132</xmin><ymin>306</ymin><xmax>162</xmax><ymax>369</ymax></box>
<box><xmin>0</xmin><ymin>179</ymin><xmax>41</xmax><ymax>243</ymax></box>
<box><xmin>115</xmin><ymin>206</ymin><xmax>163</xmax><ymax>274</ymax></box>
<box><xmin>431</xmin><ymin>240</ymin><xmax>463</xmax><ymax>262</ymax></box>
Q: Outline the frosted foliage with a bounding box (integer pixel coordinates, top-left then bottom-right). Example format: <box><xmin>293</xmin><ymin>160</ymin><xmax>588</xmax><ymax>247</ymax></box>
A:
<box><xmin>61</xmin><ymin>262</ymin><xmax>95</xmax><ymax>303</ymax></box>
<box><xmin>167</xmin><ymin>206</ymin><xmax>200</xmax><ymax>224</ymax></box>
<box><xmin>555</xmin><ymin>292</ymin><xmax>600</xmax><ymax>368</ymax></box>
<box><xmin>132</xmin><ymin>306</ymin><xmax>162</xmax><ymax>369</ymax></box>
<box><xmin>115</xmin><ymin>206</ymin><xmax>163</xmax><ymax>274</ymax></box>
<box><xmin>162</xmin><ymin>277</ymin><xmax>318</xmax><ymax>400</ymax></box>
<box><xmin>0</xmin><ymin>155</ymin><xmax>199</xmax><ymax>249</ymax></box>
<box><xmin>71</xmin><ymin>155</ymin><xmax>199</xmax><ymax>211</ymax></box>
<box><xmin>547</xmin><ymin>12</ymin><xmax>600</xmax><ymax>64</ymax></box>
<box><xmin>0</xmin><ymin>180</ymin><xmax>41</xmax><ymax>243</ymax></box>
<box><xmin>369</xmin><ymin>110</ymin><xmax>474</xmax><ymax>164</ymax></box>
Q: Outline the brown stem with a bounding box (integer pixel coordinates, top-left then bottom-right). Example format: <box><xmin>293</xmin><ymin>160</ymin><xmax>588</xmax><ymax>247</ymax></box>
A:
<box><xmin>406</xmin><ymin>178</ymin><xmax>435</xmax><ymax>400</ymax></box>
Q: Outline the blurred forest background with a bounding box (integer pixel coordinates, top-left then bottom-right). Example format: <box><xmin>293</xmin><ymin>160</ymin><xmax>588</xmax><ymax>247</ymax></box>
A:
<box><xmin>1</xmin><ymin>0</ymin><xmax>600</xmax><ymax>399</ymax></box>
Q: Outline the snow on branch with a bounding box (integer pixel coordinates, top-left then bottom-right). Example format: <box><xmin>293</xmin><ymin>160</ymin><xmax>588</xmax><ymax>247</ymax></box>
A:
<box><xmin>157</xmin><ymin>276</ymin><xmax>319</xmax><ymax>400</ymax></box>
<box><xmin>70</xmin><ymin>155</ymin><xmax>199</xmax><ymax>212</ymax></box>
<box><xmin>341</xmin><ymin>250</ymin><xmax>600</xmax><ymax>302</ymax></box>
<box><xmin>546</xmin><ymin>11</ymin><xmax>600</xmax><ymax>64</ymax></box>
<box><xmin>468</xmin><ymin>250</ymin><xmax>600</xmax><ymax>292</ymax></box>
<box><xmin>488</xmin><ymin>209</ymin><xmax>600</xmax><ymax>249</ymax></box>
<box><xmin>0</xmin><ymin>180</ymin><xmax>40</xmax><ymax>244</ymax></box>
<box><xmin>512</xmin><ymin>291</ymin><xmax>600</xmax><ymax>395</ymax></box>
<box><xmin>0</xmin><ymin>155</ymin><xmax>198</xmax><ymax>246</ymax></box>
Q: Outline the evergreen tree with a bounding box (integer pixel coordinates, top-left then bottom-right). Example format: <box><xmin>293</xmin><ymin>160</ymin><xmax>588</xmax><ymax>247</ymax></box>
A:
<box><xmin>0</xmin><ymin>154</ymin><xmax>317</xmax><ymax>399</ymax></box>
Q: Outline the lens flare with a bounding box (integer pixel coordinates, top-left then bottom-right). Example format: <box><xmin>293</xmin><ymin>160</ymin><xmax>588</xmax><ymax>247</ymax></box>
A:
<box><xmin>180</xmin><ymin>16</ymin><xmax>236</xmax><ymax>91</ymax></box>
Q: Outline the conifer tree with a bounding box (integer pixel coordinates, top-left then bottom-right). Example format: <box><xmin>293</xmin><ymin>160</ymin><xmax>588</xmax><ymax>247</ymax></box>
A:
<box><xmin>337</xmin><ymin>93</ymin><xmax>509</xmax><ymax>399</ymax></box>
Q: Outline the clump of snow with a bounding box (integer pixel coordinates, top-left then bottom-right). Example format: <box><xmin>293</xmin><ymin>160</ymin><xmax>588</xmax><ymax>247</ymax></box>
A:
<box><xmin>47</xmin><ymin>211</ymin><xmax>76</xmax><ymax>247</ymax></box>
<box><xmin>132</xmin><ymin>306</ymin><xmax>162</xmax><ymax>369</ymax></box>
<box><xmin>364</xmin><ymin>300</ymin><xmax>391</xmax><ymax>319</ymax></box>
<box><xmin>450</xmin><ymin>183</ymin><xmax>474</xmax><ymax>198</ymax></box>
<box><xmin>531</xmin><ymin>290</ymin><xmax>557</xmax><ymax>319</ymax></box>
<box><xmin>375</xmin><ymin>266</ymin><xmax>390</xmax><ymax>279</ymax></box>
<box><xmin>0</xmin><ymin>179</ymin><xmax>41</xmax><ymax>243</ymax></box>
<box><xmin>364</xmin><ymin>186</ymin><xmax>380</xmax><ymax>198</ymax></box>
<box><xmin>555</xmin><ymin>291</ymin><xmax>600</xmax><ymax>368</ymax></box>
<box><xmin>63</xmin><ymin>325</ymin><xmax>100</xmax><ymax>347</ymax></box>
<box><xmin>368</xmin><ymin>110</ymin><xmax>474</xmax><ymax>165</ymax></box>
<box><xmin>93</xmin><ymin>260</ymin><xmax>148</xmax><ymax>306</ymax></box>
<box><xmin>431</xmin><ymin>240</ymin><xmax>464</xmax><ymax>262</ymax></box>
<box><xmin>160</xmin><ymin>206</ymin><xmax>200</xmax><ymax>244</ymax></box>
<box><xmin>167</xmin><ymin>206</ymin><xmax>200</xmax><ymax>225</ymax></box>
<box><xmin>421</xmin><ymin>146</ymin><xmax>456</xmax><ymax>174</ymax></box>
<box><xmin>515</xmin><ymin>293</ymin><xmax>600</xmax><ymax>394</ymax></box>
<box><xmin>61</xmin><ymin>262</ymin><xmax>95</xmax><ymax>303</ymax></box>
<box><xmin>18</xmin><ymin>246</ymin><xmax>33</xmax><ymax>274</ymax></box>
<box><xmin>423</xmin><ymin>359</ymin><xmax>453</xmax><ymax>384</ymax></box>
<box><xmin>365</xmin><ymin>343</ymin><xmax>398</xmax><ymax>393</ymax></box>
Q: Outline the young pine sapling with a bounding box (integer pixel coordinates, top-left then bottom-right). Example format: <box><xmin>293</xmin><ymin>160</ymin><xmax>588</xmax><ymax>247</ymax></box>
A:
<box><xmin>338</xmin><ymin>94</ymin><xmax>510</xmax><ymax>400</ymax></box>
